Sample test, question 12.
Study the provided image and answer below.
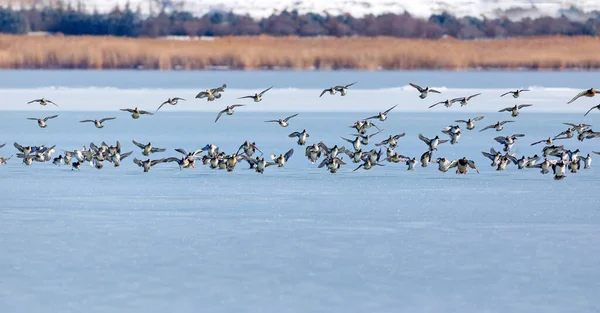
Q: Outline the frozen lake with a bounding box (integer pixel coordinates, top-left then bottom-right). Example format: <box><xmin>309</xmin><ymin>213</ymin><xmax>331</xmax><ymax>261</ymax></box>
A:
<box><xmin>1</xmin><ymin>71</ymin><xmax>599</xmax><ymax>313</ymax></box>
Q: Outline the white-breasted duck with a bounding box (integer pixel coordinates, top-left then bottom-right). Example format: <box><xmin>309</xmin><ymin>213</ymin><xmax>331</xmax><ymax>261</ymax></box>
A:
<box><xmin>271</xmin><ymin>149</ymin><xmax>294</xmax><ymax>167</ymax></box>
<box><xmin>479</xmin><ymin>120</ymin><xmax>514</xmax><ymax>132</ymax></box>
<box><xmin>455</xmin><ymin>116</ymin><xmax>484</xmax><ymax>130</ymax></box>
<box><xmin>289</xmin><ymin>129</ymin><xmax>310</xmax><ymax>146</ymax></box>
<box><xmin>215</xmin><ymin>104</ymin><xmax>245</xmax><ymax>123</ymax></box>
<box><xmin>79</xmin><ymin>117</ymin><xmax>116</xmax><ymax>128</ymax></box>
<box><xmin>449</xmin><ymin>157</ymin><xmax>479</xmax><ymax>174</ymax></box>
<box><xmin>238</xmin><ymin>86</ymin><xmax>273</xmax><ymax>102</ymax></box>
<box><xmin>452</xmin><ymin>93</ymin><xmax>481</xmax><ymax>106</ymax></box>
<box><xmin>133</xmin><ymin>158</ymin><xmax>167</xmax><ymax>172</ymax></box>
<box><xmin>365</xmin><ymin>105</ymin><xmax>397</xmax><ymax>122</ymax></box>
<box><xmin>530</xmin><ymin>137</ymin><xmax>553</xmax><ymax>146</ymax></box>
<box><xmin>132</xmin><ymin>139</ymin><xmax>166</xmax><ymax>156</ymax></box>
<box><xmin>375</xmin><ymin>133</ymin><xmax>405</xmax><ymax>149</ymax></box>
<box><xmin>409</xmin><ymin>83</ymin><xmax>441</xmax><ymax>99</ymax></box>
<box><xmin>499</xmin><ymin>104</ymin><xmax>533</xmax><ymax>117</ymax></box>
<box><xmin>418</xmin><ymin>134</ymin><xmax>448</xmax><ymax>151</ymax></box>
<box><xmin>27</xmin><ymin>115</ymin><xmax>58</xmax><ymax>128</ymax></box>
<box><xmin>265</xmin><ymin>113</ymin><xmax>298</xmax><ymax>127</ymax></box>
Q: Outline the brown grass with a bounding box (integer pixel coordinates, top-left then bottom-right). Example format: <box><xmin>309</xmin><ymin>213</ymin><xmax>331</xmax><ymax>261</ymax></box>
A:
<box><xmin>1</xmin><ymin>34</ymin><xmax>600</xmax><ymax>70</ymax></box>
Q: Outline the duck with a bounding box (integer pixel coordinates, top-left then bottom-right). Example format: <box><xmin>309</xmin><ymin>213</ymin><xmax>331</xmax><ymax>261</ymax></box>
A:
<box><xmin>447</xmin><ymin>130</ymin><xmax>461</xmax><ymax>145</ymax></box>
<box><xmin>429</xmin><ymin>99</ymin><xmax>457</xmax><ymax>109</ymax></box>
<box><xmin>551</xmin><ymin>160</ymin><xmax>567</xmax><ymax>180</ymax></box>
<box><xmin>432</xmin><ymin>157</ymin><xmax>452</xmax><ymax>172</ymax></box>
<box><xmin>132</xmin><ymin>140</ymin><xmax>166</xmax><ymax>156</ymax></box>
<box><xmin>305</xmin><ymin>144</ymin><xmax>322</xmax><ymax>164</ymax></box>
<box><xmin>352</xmin><ymin>129</ymin><xmax>383</xmax><ymax>146</ymax></box>
<box><xmin>156</xmin><ymin>97</ymin><xmax>186</xmax><ymax>112</ymax></box>
<box><xmin>452</xmin><ymin>93</ymin><xmax>481</xmax><ymax>106</ymax></box>
<box><xmin>265</xmin><ymin>113</ymin><xmax>298</xmax><ymax>127</ymax></box>
<box><xmin>420</xmin><ymin>151</ymin><xmax>432</xmax><ymax>167</ymax></box>
<box><xmin>568</xmin><ymin>158</ymin><xmax>581</xmax><ymax>173</ymax></box>
<box><xmin>120</xmin><ymin>107</ymin><xmax>154</xmax><ymax>119</ymax></box>
<box><xmin>455</xmin><ymin>116</ymin><xmax>484</xmax><ymax>130</ymax></box>
<box><xmin>375</xmin><ymin>133</ymin><xmax>405</xmax><ymax>149</ymax></box>
<box><xmin>496</xmin><ymin>155</ymin><xmax>515</xmax><ymax>171</ymax></box>
<box><xmin>479</xmin><ymin>120</ymin><xmax>514</xmax><ymax>132</ymax></box>
<box><xmin>225</xmin><ymin>153</ymin><xmax>245</xmax><ymax>172</ymax></box>
<box><xmin>318</xmin><ymin>156</ymin><xmax>346</xmax><ymax>174</ymax></box>
<box><xmin>16</xmin><ymin>153</ymin><xmax>34</xmax><ymax>166</ymax></box>
<box><xmin>579</xmin><ymin>154</ymin><xmax>592</xmax><ymax>169</ymax></box>
<box><xmin>481</xmin><ymin>148</ymin><xmax>503</xmax><ymax>167</ymax></box>
<box><xmin>406</xmin><ymin>157</ymin><xmax>418</xmax><ymax>170</ymax></box>
<box><xmin>210</xmin><ymin>84</ymin><xmax>227</xmax><ymax>99</ymax></box>
<box><xmin>195</xmin><ymin>89</ymin><xmax>216</xmax><ymax>101</ymax></box>
<box><xmin>542</xmin><ymin>145</ymin><xmax>564</xmax><ymax>157</ymax></box>
<box><xmin>27</xmin><ymin>98</ymin><xmax>58</xmax><ymax>107</ymax></box>
<box><xmin>174</xmin><ymin>148</ymin><xmax>204</xmax><ymax>166</ymax></box>
<box><xmin>202</xmin><ymin>144</ymin><xmax>219</xmax><ymax>158</ymax></box>
<box><xmin>334</xmin><ymin>82</ymin><xmax>357</xmax><ymax>96</ymax></box>
<box><xmin>0</xmin><ymin>155</ymin><xmax>12</xmax><ymax>166</ymax></box>
<box><xmin>71</xmin><ymin>161</ymin><xmax>81</xmax><ymax>170</ymax></box>
<box><xmin>418</xmin><ymin>134</ymin><xmax>449</xmax><ymax>151</ymax></box>
<box><xmin>385</xmin><ymin>152</ymin><xmax>409</xmax><ymax>164</ymax></box>
<box><xmin>79</xmin><ymin>117</ymin><xmax>116</xmax><ymax>128</ymax></box>
<box><xmin>164</xmin><ymin>156</ymin><xmax>191</xmax><ymax>170</ymax></box>
<box><xmin>498</xmin><ymin>104</ymin><xmax>533</xmax><ymax>117</ymax></box>
<box><xmin>449</xmin><ymin>157</ymin><xmax>479</xmax><ymax>174</ymax></box>
<box><xmin>365</xmin><ymin>105</ymin><xmax>397</xmax><ymax>121</ymax></box>
<box><xmin>341</xmin><ymin>136</ymin><xmax>362</xmax><ymax>152</ymax></box>
<box><xmin>494</xmin><ymin>134</ymin><xmax>525</xmax><ymax>152</ymax></box>
<box><xmin>238</xmin><ymin>86</ymin><xmax>273</xmax><ymax>102</ymax></box>
<box><xmin>237</xmin><ymin>141</ymin><xmax>262</xmax><ymax>157</ymax></box>
<box><xmin>530</xmin><ymin>137</ymin><xmax>553</xmax><ymax>146</ymax></box>
<box><xmin>500</xmin><ymin>89</ymin><xmax>529</xmax><ymax>98</ymax></box>
<box><xmin>361</xmin><ymin>148</ymin><xmax>383</xmax><ymax>164</ymax></box>
<box><xmin>133</xmin><ymin>158</ymin><xmax>166</xmax><ymax>172</ymax></box>
<box><xmin>354</xmin><ymin>159</ymin><xmax>384</xmax><ymax>171</ymax></box>
<box><xmin>318</xmin><ymin>143</ymin><xmax>347</xmax><ymax>159</ymax></box>
<box><xmin>564</xmin><ymin>123</ymin><xmax>592</xmax><ymax>134</ymax></box>
<box><xmin>215</xmin><ymin>104</ymin><xmax>245</xmax><ymax>123</ymax></box>
<box><xmin>27</xmin><ymin>115</ymin><xmax>58</xmax><ymax>128</ymax></box>
<box><xmin>109</xmin><ymin>151</ymin><xmax>133</xmax><ymax>167</ymax></box>
<box><xmin>271</xmin><ymin>149</ymin><xmax>294</xmax><ymax>167</ymax></box>
<box><xmin>254</xmin><ymin>157</ymin><xmax>277</xmax><ymax>174</ymax></box>
<box><xmin>553</xmin><ymin>128</ymin><xmax>574</xmax><ymax>140</ymax></box>
<box><xmin>344</xmin><ymin>148</ymin><xmax>364</xmax><ymax>163</ymax></box>
<box><xmin>567</xmin><ymin>88</ymin><xmax>597</xmax><ymax>104</ymax></box>
<box><xmin>527</xmin><ymin>158</ymin><xmax>551</xmax><ymax>174</ymax></box>
<box><xmin>289</xmin><ymin>129</ymin><xmax>310</xmax><ymax>146</ymax></box>
<box><xmin>409</xmin><ymin>83</ymin><xmax>441</xmax><ymax>99</ymax></box>
<box><xmin>319</xmin><ymin>86</ymin><xmax>337</xmax><ymax>97</ymax></box>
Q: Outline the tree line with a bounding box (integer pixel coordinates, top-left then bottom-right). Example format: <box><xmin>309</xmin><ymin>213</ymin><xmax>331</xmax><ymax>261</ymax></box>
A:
<box><xmin>0</xmin><ymin>4</ymin><xmax>598</xmax><ymax>38</ymax></box>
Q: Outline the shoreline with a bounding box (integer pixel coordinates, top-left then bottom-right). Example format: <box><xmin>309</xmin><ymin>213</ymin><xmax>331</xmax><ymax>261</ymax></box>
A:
<box><xmin>1</xmin><ymin>35</ymin><xmax>600</xmax><ymax>70</ymax></box>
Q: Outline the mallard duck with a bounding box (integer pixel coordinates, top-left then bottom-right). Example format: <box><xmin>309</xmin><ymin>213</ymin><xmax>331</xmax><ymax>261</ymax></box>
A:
<box><xmin>567</xmin><ymin>88</ymin><xmax>597</xmax><ymax>104</ymax></box>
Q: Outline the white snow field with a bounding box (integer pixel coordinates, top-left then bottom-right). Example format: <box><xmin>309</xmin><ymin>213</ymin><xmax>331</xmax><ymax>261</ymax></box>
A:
<box><xmin>4</xmin><ymin>0</ymin><xmax>600</xmax><ymax>19</ymax></box>
<box><xmin>0</xmin><ymin>70</ymin><xmax>599</xmax><ymax>313</ymax></box>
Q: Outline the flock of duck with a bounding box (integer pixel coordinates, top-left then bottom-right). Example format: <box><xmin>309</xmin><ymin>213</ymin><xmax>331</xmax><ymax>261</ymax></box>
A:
<box><xmin>2</xmin><ymin>83</ymin><xmax>599</xmax><ymax>180</ymax></box>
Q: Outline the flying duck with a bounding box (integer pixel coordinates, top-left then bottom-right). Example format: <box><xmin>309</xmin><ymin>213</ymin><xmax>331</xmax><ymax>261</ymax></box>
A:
<box><xmin>409</xmin><ymin>83</ymin><xmax>441</xmax><ymax>99</ymax></box>
<box><xmin>27</xmin><ymin>115</ymin><xmax>58</xmax><ymax>128</ymax></box>
<box><xmin>238</xmin><ymin>86</ymin><xmax>273</xmax><ymax>102</ymax></box>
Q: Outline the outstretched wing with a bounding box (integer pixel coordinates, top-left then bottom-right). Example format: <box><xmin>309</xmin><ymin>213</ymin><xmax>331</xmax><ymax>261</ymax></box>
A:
<box><xmin>132</xmin><ymin>158</ymin><xmax>143</xmax><ymax>166</ymax></box>
<box><xmin>518</xmin><ymin>104</ymin><xmax>533</xmax><ymax>109</ymax></box>
<box><xmin>289</xmin><ymin>132</ymin><xmax>301</xmax><ymax>138</ymax></box>
<box><xmin>409</xmin><ymin>83</ymin><xmax>424</xmax><ymax>92</ymax></box>
<box><xmin>429</xmin><ymin>89</ymin><xmax>441</xmax><ymax>94</ymax></box>
<box><xmin>344</xmin><ymin>82</ymin><xmax>357</xmax><ymax>88</ymax></box>
<box><xmin>428</xmin><ymin>101</ymin><xmax>443</xmax><ymax>109</ymax></box>
<box><xmin>284</xmin><ymin>149</ymin><xmax>294</xmax><ymax>161</ymax></box>
<box><xmin>79</xmin><ymin>120</ymin><xmax>94</xmax><ymax>123</ymax></box>
<box><xmin>584</xmin><ymin>105</ymin><xmax>599</xmax><ymax>117</ymax></box>
<box><xmin>498</xmin><ymin>107</ymin><xmax>511</xmax><ymax>112</ymax></box>
<box><xmin>473</xmin><ymin>116</ymin><xmax>485</xmax><ymax>121</ymax></box>
<box><xmin>455</xmin><ymin>119</ymin><xmax>468</xmax><ymax>123</ymax></box>
<box><xmin>530</xmin><ymin>140</ymin><xmax>544</xmax><ymax>146</ymax></box>
<box><xmin>319</xmin><ymin>89</ymin><xmax>329</xmax><ymax>97</ymax></box>
<box><xmin>156</xmin><ymin>101</ymin><xmax>168</xmax><ymax>112</ymax></box>
<box><xmin>259</xmin><ymin>86</ymin><xmax>274</xmax><ymax>96</ymax></box>
<box><xmin>467</xmin><ymin>93</ymin><xmax>481</xmax><ymax>100</ymax></box>
<box><xmin>44</xmin><ymin>115</ymin><xmax>59</xmax><ymax>121</ymax></box>
<box><xmin>99</xmin><ymin>117</ymin><xmax>116</xmax><ymax>123</ymax></box>
<box><xmin>238</xmin><ymin>95</ymin><xmax>254</xmax><ymax>100</ymax></box>
<box><xmin>567</xmin><ymin>90</ymin><xmax>587</xmax><ymax>104</ymax></box>
<box><xmin>418</xmin><ymin>134</ymin><xmax>430</xmax><ymax>144</ymax></box>
<box><xmin>383</xmin><ymin>104</ymin><xmax>398</xmax><ymax>114</ymax></box>
<box><xmin>284</xmin><ymin>113</ymin><xmax>299</xmax><ymax>122</ymax></box>
<box><xmin>138</xmin><ymin>110</ymin><xmax>154</xmax><ymax>115</ymax></box>
<box><xmin>27</xmin><ymin>99</ymin><xmax>42</xmax><ymax>104</ymax></box>
<box><xmin>500</xmin><ymin>91</ymin><xmax>512</xmax><ymax>97</ymax></box>
<box><xmin>132</xmin><ymin>139</ymin><xmax>146</xmax><ymax>149</ymax></box>
<box><xmin>120</xmin><ymin>108</ymin><xmax>134</xmax><ymax>113</ymax></box>
<box><xmin>215</xmin><ymin>109</ymin><xmax>226</xmax><ymax>123</ymax></box>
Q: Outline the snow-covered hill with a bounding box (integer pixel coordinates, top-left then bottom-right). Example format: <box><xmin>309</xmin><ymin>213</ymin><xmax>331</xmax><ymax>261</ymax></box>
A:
<box><xmin>3</xmin><ymin>0</ymin><xmax>600</xmax><ymax>20</ymax></box>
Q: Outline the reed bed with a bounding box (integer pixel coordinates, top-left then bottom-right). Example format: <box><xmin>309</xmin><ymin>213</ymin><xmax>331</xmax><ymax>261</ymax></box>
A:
<box><xmin>1</xmin><ymin>34</ymin><xmax>600</xmax><ymax>70</ymax></box>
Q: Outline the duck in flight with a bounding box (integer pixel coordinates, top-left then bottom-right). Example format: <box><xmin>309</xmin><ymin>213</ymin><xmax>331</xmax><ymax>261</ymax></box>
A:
<box><xmin>156</xmin><ymin>97</ymin><xmax>186</xmax><ymax>112</ymax></box>
<box><xmin>79</xmin><ymin>117</ymin><xmax>116</xmax><ymax>128</ymax></box>
<box><xmin>567</xmin><ymin>88</ymin><xmax>597</xmax><ymax>104</ymax></box>
<box><xmin>455</xmin><ymin>116</ymin><xmax>484</xmax><ymax>130</ymax></box>
<box><xmin>265</xmin><ymin>113</ymin><xmax>298</xmax><ymax>127</ymax></box>
<box><xmin>334</xmin><ymin>82</ymin><xmax>357</xmax><ymax>96</ymax></box>
<box><xmin>365</xmin><ymin>105</ymin><xmax>397</xmax><ymax>121</ymax></box>
<box><xmin>409</xmin><ymin>83</ymin><xmax>440</xmax><ymax>99</ymax></box>
<box><xmin>120</xmin><ymin>107</ymin><xmax>154</xmax><ymax>119</ymax></box>
<box><xmin>215</xmin><ymin>104</ymin><xmax>245</xmax><ymax>123</ymax></box>
<box><xmin>28</xmin><ymin>98</ymin><xmax>58</xmax><ymax>107</ymax></box>
<box><xmin>27</xmin><ymin>115</ymin><xmax>58</xmax><ymax>128</ymax></box>
<box><xmin>238</xmin><ymin>86</ymin><xmax>273</xmax><ymax>102</ymax></box>
<box><xmin>498</xmin><ymin>104</ymin><xmax>533</xmax><ymax>117</ymax></box>
<box><xmin>500</xmin><ymin>89</ymin><xmax>529</xmax><ymax>98</ymax></box>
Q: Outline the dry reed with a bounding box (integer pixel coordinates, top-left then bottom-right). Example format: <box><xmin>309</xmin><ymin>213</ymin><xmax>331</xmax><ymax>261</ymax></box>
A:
<box><xmin>1</xmin><ymin>34</ymin><xmax>600</xmax><ymax>70</ymax></box>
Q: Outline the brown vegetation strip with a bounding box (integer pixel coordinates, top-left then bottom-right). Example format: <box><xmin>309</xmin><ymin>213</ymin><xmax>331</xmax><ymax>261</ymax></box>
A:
<box><xmin>1</xmin><ymin>35</ymin><xmax>600</xmax><ymax>70</ymax></box>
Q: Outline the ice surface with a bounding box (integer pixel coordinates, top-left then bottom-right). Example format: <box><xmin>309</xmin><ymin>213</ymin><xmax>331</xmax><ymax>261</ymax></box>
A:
<box><xmin>0</xmin><ymin>71</ymin><xmax>599</xmax><ymax>313</ymax></box>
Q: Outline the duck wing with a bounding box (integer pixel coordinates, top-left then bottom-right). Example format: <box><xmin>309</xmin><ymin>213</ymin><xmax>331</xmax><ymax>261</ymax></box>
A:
<box><xmin>418</xmin><ymin>134</ymin><xmax>431</xmax><ymax>144</ymax></box>
<box><xmin>284</xmin><ymin>113</ymin><xmax>299</xmax><ymax>122</ymax></box>
<box><xmin>409</xmin><ymin>83</ymin><xmax>424</xmax><ymax>92</ymax></box>
<box><xmin>44</xmin><ymin>115</ymin><xmax>59</xmax><ymax>121</ymax></box>
<box><xmin>567</xmin><ymin>90</ymin><xmax>589</xmax><ymax>104</ymax></box>
<box><xmin>284</xmin><ymin>149</ymin><xmax>294</xmax><ymax>161</ymax></box>
<box><xmin>99</xmin><ymin>117</ymin><xmax>116</xmax><ymax>123</ymax></box>
<box><xmin>215</xmin><ymin>109</ymin><xmax>227</xmax><ymax>123</ymax></box>
<box><xmin>259</xmin><ymin>86</ymin><xmax>273</xmax><ymax>96</ymax></box>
